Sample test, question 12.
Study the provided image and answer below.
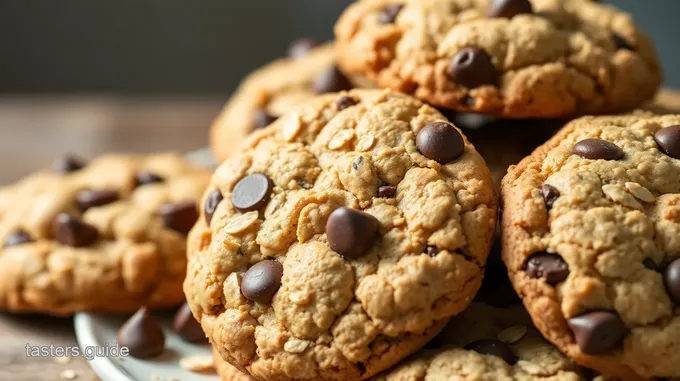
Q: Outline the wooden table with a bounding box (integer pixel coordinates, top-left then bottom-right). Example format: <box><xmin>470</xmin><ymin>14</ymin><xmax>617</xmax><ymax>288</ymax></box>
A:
<box><xmin>1</xmin><ymin>91</ymin><xmax>679</xmax><ymax>380</ymax></box>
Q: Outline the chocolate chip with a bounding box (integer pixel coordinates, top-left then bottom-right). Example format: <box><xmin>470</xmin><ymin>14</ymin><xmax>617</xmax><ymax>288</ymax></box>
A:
<box><xmin>287</xmin><ymin>38</ymin><xmax>321</xmax><ymax>59</ymax></box>
<box><xmin>378</xmin><ymin>4</ymin><xmax>404</xmax><ymax>24</ymax></box>
<box><xmin>487</xmin><ymin>0</ymin><xmax>533</xmax><ymax>18</ymax></box>
<box><xmin>613</xmin><ymin>33</ymin><xmax>634</xmax><ymax>51</ymax></box>
<box><xmin>232</xmin><ymin>174</ymin><xmax>274</xmax><ymax>213</ymax></box>
<box><xmin>643</xmin><ymin>257</ymin><xmax>659</xmax><ymax>271</ymax></box>
<box><xmin>241</xmin><ymin>260</ymin><xmax>284</xmax><ymax>304</ymax></box>
<box><xmin>573</xmin><ymin>139</ymin><xmax>623</xmax><ymax>160</ymax></box>
<box><xmin>53</xmin><ymin>213</ymin><xmax>98</xmax><ymax>247</ymax></box>
<box><xmin>424</xmin><ymin>246</ymin><xmax>439</xmax><ymax>257</ymax></box>
<box><xmin>204</xmin><ymin>189</ymin><xmax>224</xmax><ymax>226</ymax></box>
<box><xmin>336</xmin><ymin>96</ymin><xmax>358</xmax><ymax>111</ymax></box>
<box><xmin>326</xmin><ymin>207</ymin><xmax>380</xmax><ymax>259</ymax></box>
<box><xmin>416</xmin><ymin>122</ymin><xmax>465</xmax><ymax>163</ymax></box>
<box><xmin>664</xmin><ymin>258</ymin><xmax>680</xmax><ymax>304</ymax></box>
<box><xmin>52</xmin><ymin>154</ymin><xmax>86</xmax><ymax>174</ymax></box>
<box><xmin>524</xmin><ymin>252</ymin><xmax>569</xmax><ymax>285</ymax></box>
<box><xmin>253</xmin><ymin>109</ymin><xmax>278</xmax><ymax>131</ymax></box>
<box><xmin>654</xmin><ymin>125</ymin><xmax>680</xmax><ymax>159</ymax></box>
<box><xmin>447</xmin><ymin>47</ymin><xmax>497</xmax><ymax>88</ymax></box>
<box><xmin>117</xmin><ymin>307</ymin><xmax>165</xmax><ymax>358</ymax></box>
<box><xmin>567</xmin><ymin>311</ymin><xmax>626</xmax><ymax>354</ymax></box>
<box><xmin>464</xmin><ymin>339</ymin><xmax>517</xmax><ymax>365</ymax></box>
<box><xmin>76</xmin><ymin>189</ymin><xmax>119</xmax><ymax>211</ymax></box>
<box><xmin>4</xmin><ymin>230</ymin><xmax>33</xmax><ymax>248</ymax></box>
<box><xmin>540</xmin><ymin>184</ymin><xmax>560</xmax><ymax>209</ymax></box>
<box><xmin>135</xmin><ymin>171</ymin><xmax>164</xmax><ymax>187</ymax></box>
<box><xmin>158</xmin><ymin>201</ymin><xmax>198</xmax><ymax>234</ymax></box>
<box><xmin>313</xmin><ymin>65</ymin><xmax>353</xmax><ymax>94</ymax></box>
<box><xmin>173</xmin><ymin>302</ymin><xmax>206</xmax><ymax>343</ymax></box>
<box><xmin>377</xmin><ymin>185</ymin><xmax>397</xmax><ymax>198</ymax></box>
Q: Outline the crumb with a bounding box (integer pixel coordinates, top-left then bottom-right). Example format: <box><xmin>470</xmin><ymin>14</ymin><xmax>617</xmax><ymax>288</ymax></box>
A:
<box><xmin>54</xmin><ymin>355</ymin><xmax>71</xmax><ymax>364</ymax></box>
<box><xmin>151</xmin><ymin>375</ymin><xmax>163</xmax><ymax>381</ymax></box>
<box><xmin>179</xmin><ymin>354</ymin><xmax>213</xmax><ymax>373</ymax></box>
<box><xmin>60</xmin><ymin>369</ymin><xmax>78</xmax><ymax>380</ymax></box>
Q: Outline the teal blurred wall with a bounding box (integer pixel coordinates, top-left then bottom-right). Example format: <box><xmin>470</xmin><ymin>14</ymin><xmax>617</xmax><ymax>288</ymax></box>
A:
<box><xmin>0</xmin><ymin>0</ymin><xmax>676</xmax><ymax>94</ymax></box>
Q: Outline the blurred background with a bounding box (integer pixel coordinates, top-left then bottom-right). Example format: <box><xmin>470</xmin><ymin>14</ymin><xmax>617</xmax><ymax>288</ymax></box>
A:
<box><xmin>0</xmin><ymin>0</ymin><xmax>678</xmax><ymax>182</ymax></box>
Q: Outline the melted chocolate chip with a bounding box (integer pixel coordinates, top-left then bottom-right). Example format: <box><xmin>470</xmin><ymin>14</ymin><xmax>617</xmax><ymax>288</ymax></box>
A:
<box><xmin>204</xmin><ymin>189</ymin><xmax>224</xmax><ymax>226</ymax></box>
<box><xmin>313</xmin><ymin>65</ymin><xmax>353</xmax><ymax>94</ymax></box>
<box><xmin>654</xmin><ymin>125</ymin><xmax>680</xmax><ymax>159</ymax></box>
<box><xmin>326</xmin><ymin>207</ymin><xmax>380</xmax><ymax>259</ymax></box>
<box><xmin>53</xmin><ymin>213</ymin><xmax>98</xmax><ymax>247</ymax></box>
<box><xmin>231</xmin><ymin>174</ymin><xmax>274</xmax><ymax>213</ymax></box>
<box><xmin>416</xmin><ymin>122</ymin><xmax>465</xmax><ymax>163</ymax></box>
<box><xmin>76</xmin><ymin>189</ymin><xmax>119</xmax><ymax>211</ymax></box>
<box><xmin>664</xmin><ymin>258</ymin><xmax>680</xmax><ymax>305</ymax></box>
<box><xmin>377</xmin><ymin>185</ymin><xmax>397</xmax><ymax>198</ymax></box>
<box><xmin>336</xmin><ymin>96</ymin><xmax>358</xmax><ymax>111</ymax></box>
<box><xmin>158</xmin><ymin>201</ymin><xmax>199</xmax><ymax>234</ymax></box>
<box><xmin>524</xmin><ymin>252</ymin><xmax>569</xmax><ymax>285</ymax></box>
<box><xmin>447</xmin><ymin>47</ymin><xmax>497</xmax><ymax>88</ymax></box>
<box><xmin>241</xmin><ymin>260</ymin><xmax>284</xmax><ymax>304</ymax></box>
<box><xmin>573</xmin><ymin>139</ymin><xmax>623</xmax><ymax>160</ymax></box>
<box><xmin>540</xmin><ymin>184</ymin><xmax>560</xmax><ymax>209</ymax></box>
<box><xmin>487</xmin><ymin>0</ymin><xmax>533</xmax><ymax>18</ymax></box>
<box><xmin>567</xmin><ymin>311</ymin><xmax>627</xmax><ymax>354</ymax></box>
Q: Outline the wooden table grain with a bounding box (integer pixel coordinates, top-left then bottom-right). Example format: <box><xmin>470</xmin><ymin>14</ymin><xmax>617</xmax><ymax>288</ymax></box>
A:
<box><xmin>0</xmin><ymin>91</ymin><xmax>679</xmax><ymax>381</ymax></box>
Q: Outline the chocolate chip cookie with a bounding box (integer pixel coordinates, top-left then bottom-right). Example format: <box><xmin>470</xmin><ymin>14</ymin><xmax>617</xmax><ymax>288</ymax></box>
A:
<box><xmin>501</xmin><ymin>112</ymin><xmax>680</xmax><ymax>379</ymax></box>
<box><xmin>373</xmin><ymin>303</ymin><xmax>611</xmax><ymax>381</ymax></box>
<box><xmin>0</xmin><ymin>154</ymin><xmax>209</xmax><ymax>315</ymax></box>
<box><xmin>212</xmin><ymin>303</ymin><xmax>616</xmax><ymax>381</ymax></box>
<box><xmin>335</xmin><ymin>0</ymin><xmax>661</xmax><ymax>118</ymax></box>
<box><xmin>186</xmin><ymin>89</ymin><xmax>497</xmax><ymax>380</ymax></box>
<box><xmin>214</xmin><ymin>346</ymin><xmax>256</xmax><ymax>381</ymax></box>
<box><xmin>210</xmin><ymin>41</ymin><xmax>374</xmax><ymax>161</ymax></box>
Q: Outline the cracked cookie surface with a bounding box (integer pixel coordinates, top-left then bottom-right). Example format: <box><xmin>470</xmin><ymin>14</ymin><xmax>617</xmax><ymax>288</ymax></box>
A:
<box><xmin>335</xmin><ymin>0</ymin><xmax>661</xmax><ymax>118</ymax></box>
<box><xmin>186</xmin><ymin>89</ymin><xmax>497</xmax><ymax>380</ymax></box>
<box><xmin>501</xmin><ymin>112</ymin><xmax>680</xmax><ymax>379</ymax></box>
<box><xmin>210</xmin><ymin>42</ymin><xmax>374</xmax><ymax>161</ymax></box>
<box><xmin>0</xmin><ymin>154</ymin><xmax>209</xmax><ymax>315</ymax></box>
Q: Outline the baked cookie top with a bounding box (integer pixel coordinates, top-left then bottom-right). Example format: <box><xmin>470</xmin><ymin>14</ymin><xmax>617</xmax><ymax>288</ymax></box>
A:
<box><xmin>373</xmin><ymin>302</ymin><xmax>611</xmax><ymax>381</ymax></box>
<box><xmin>0</xmin><ymin>154</ymin><xmax>209</xmax><ymax>315</ymax></box>
<box><xmin>186</xmin><ymin>89</ymin><xmax>497</xmax><ymax>380</ymax></box>
<box><xmin>210</xmin><ymin>41</ymin><xmax>374</xmax><ymax>161</ymax></box>
<box><xmin>501</xmin><ymin>112</ymin><xmax>680</xmax><ymax>379</ymax></box>
<box><xmin>335</xmin><ymin>0</ymin><xmax>661</xmax><ymax>118</ymax></box>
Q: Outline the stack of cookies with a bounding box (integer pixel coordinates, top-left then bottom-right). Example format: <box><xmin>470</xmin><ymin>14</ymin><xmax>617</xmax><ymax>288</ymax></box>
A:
<box><xmin>201</xmin><ymin>0</ymin><xmax>679</xmax><ymax>379</ymax></box>
<box><xmin>1</xmin><ymin>0</ymin><xmax>678</xmax><ymax>380</ymax></box>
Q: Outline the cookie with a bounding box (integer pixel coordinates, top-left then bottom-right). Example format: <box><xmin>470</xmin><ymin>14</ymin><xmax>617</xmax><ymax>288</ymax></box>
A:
<box><xmin>214</xmin><ymin>346</ymin><xmax>257</xmax><ymax>381</ymax></box>
<box><xmin>212</xmin><ymin>303</ymin><xmax>616</xmax><ymax>381</ymax></box>
<box><xmin>335</xmin><ymin>0</ymin><xmax>661</xmax><ymax>118</ymax></box>
<box><xmin>0</xmin><ymin>153</ymin><xmax>209</xmax><ymax>315</ymax></box>
<box><xmin>210</xmin><ymin>41</ymin><xmax>374</xmax><ymax>161</ymax></box>
<box><xmin>374</xmin><ymin>303</ymin><xmax>607</xmax><ymax>381</ymax></box>
<box><xmin>185</xmin><ymin>89</ymin><xmax>497</xmax><ymax>380</ymax></box>
<box><xmin>501</xmin><ymin>112</ymin><xmax>680</xmax><ymax>379</ymax></box>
